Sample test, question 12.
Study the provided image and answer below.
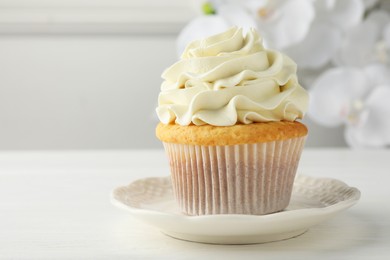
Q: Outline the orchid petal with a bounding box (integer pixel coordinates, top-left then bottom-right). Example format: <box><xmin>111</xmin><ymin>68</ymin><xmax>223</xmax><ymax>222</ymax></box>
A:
<box><xmin>364</xmin><ymin>85</ymin><xmax>390</xmax><ymax>140</ymax></box>
<box><xmin>190</xmin><ymin>0</ymin><xmax>211</xmax><ymax>15</ymax></box>
<box><xmin>243</xmin><ymin>0</ymin><xmax>269</xmax><ymax>10</ymax></box>
<box><xmin>176</xmin><ymin>16</ymin><xmax>230</xmax><ymax>58</ymax></box>
<box><xmin>218</xmin><ymin>3</ymin><xmax>258</xmax><ymax>31</ymax></box>
<box><xmin>315</xmin><ymin>0</ymin><xmax>364</xmax><ymax>31</ymax></box>
<box><xmin>344</xmin><ymin>124</ymin><xmax>369</xmax><ymax>148</ymax></box>
<box><xmin>297</xmin><ymin>65</ymin><xmax>333</xmax><ymax>89</ymax></box>
<box><xmin>331</xmin><ymin>0</ymin><xmax>364</xmax><ymax>30</ymax></box>
<box><xmin>211</xmin><ymin>0</ymin><xmax>259</xmax><ymax>8</ymax></box>
<box><xmin>363</xmin><ymin>64</ymin><xmax>390</xmax><ymax>86</ymax></box>
<box><xmin>367</xmin><ymin>10</ymin><xmax>390</xmax><ymax>32</ymax></box>
<box><xmin>345</xmin><ymin>86</ymin><xmax>390</xmax><ymax>148</ymax></box>
<box><xmin>285</xmin><ymin>22</ymin><xmax>342</xmax><ymax>69</ymax></box>
<box><xmin>313</xmin><ymin>0</ymin><xmax>336</xmax><ymax>13</ymax></box>
<box><xmin>333</xmin><ymin>19</ymin><xmax>380</xmax><ymax>66</ymax></box>
<box><xmin>308</xmin><ymin>67</ymin><xmax>369</xmax><ymax>127</ymax></box>
<box><xmin>256</xmin><ymin>0</ymin><xmax>315</xmax><ymax>50</ymax></box>
<box><xmin>382</xmin><ymin>22</ymin><xmax>390</xmax><ymax>48</ymax></box>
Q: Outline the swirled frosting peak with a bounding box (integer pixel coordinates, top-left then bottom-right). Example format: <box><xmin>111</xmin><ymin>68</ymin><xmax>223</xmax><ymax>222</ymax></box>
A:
<box><xmin>156</xmin><ymin>27</ymin><xmax>309</xmax><ymax>126</ymax></box>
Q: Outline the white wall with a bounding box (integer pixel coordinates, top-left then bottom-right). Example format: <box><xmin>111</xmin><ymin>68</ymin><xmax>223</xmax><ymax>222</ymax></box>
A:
<box><xmin>0</xmin><ymin>1</ymin><xmax>347</xmax><ymax>150</ymax></box>
<box><xmin>0</xmin><ymin>35</ymin><xmax>177</xmax><ymax>149</ymax></box>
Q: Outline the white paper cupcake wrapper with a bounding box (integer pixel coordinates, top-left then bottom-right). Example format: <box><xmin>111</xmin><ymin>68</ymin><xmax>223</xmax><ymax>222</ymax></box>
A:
<box><xmin>163</xmin><ymin>136</ymin><xmax>306</xmax><ymax>216</ymax></box>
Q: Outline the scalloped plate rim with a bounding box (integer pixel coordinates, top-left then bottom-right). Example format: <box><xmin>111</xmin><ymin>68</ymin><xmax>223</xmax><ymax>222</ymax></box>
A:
<box><xmin>111</xmin><ymin>174</ymin><xmax>361</xmax><ymax>244</ymax></box>
<box><xmin>111</xmin><ymin>175</ymin><xmax>360</xmax><ymax>221</ymax></box>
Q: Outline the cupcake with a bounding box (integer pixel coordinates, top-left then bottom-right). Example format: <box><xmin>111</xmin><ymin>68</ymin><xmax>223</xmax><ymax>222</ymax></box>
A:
<box><xmin>156</xmin><ymin>27</ymin><xmax>309</xmax><ymax>216</ymax></box>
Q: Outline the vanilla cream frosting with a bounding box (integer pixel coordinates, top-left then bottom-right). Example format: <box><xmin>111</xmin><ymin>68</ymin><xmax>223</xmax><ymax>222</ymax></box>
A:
<box><xmin>157</xmin><ymin>27</ymin><xmax>309</xmax><ymax>126</ymax></box>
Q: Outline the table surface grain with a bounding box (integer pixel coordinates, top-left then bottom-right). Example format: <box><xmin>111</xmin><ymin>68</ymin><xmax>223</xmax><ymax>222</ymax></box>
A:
<box><xmin>0</xmin><ymin>149</ymin><xmax>389</xmax><ymax>260</ymax></box>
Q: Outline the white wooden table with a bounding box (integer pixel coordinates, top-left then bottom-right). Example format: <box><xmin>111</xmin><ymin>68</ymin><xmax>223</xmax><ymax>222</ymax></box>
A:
<box><xmin>0</xmin><ymin>149</ymin><xmax>389</xmax><ymax>259</ymax></box>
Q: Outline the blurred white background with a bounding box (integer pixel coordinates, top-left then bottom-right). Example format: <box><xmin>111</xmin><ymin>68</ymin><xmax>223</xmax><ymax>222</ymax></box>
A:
<box><xmin>0</xmin><ymin>0</ymin><xmax>347</xmax><ymax>150</ymax></box>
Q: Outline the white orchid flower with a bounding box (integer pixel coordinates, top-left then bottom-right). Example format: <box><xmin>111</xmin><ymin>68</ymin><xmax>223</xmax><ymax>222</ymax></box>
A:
<box><xmin>178</xmin><ymin>0</ymin><xmax>390</xmax><ymax>149</ymax></box>
<box><xmin>176</xmin><ymin>15</ymin><xmax>232</xmax><ymax>57</ymax></box>
<box><xmin>285</xmin><ymin>0</ymin><xmax>365</xmax><ymax>69</ymax></box>
<box><xmin>244</xmin><ymin>0</ymin><xmax>315</xmax><ymax>50</ymax></box>
<box><xmin>177</xmin><ymin>0</ymin><xmax>315</xmax><ymax>56</ymax></box>
<box><xmin>179</xmin><ymin>0</ymin><xmax>365</xmax><ymax>71</ymax></box>
<box><xmin>333</xmin><ymin>10</ymin><xmax>390</xmax><ymax>67</ymax></box>
<box><xmin>309</xmin><ymin>64</ymin><xmax>390</xmax><ymax>148</ymax></box>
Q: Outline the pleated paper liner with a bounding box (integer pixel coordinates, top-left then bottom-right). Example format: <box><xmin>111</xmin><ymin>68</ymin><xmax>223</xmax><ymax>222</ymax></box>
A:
<box><xmin>163</xmin><ymin>136</ymin><xmax>306</xmax><ymax>216</ymax></box>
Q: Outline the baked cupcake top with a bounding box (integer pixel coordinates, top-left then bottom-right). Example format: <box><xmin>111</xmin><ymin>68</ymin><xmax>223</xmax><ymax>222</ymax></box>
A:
<box><xmin>156</xmin><ymin>27</ymin><xmax>309</xmax><ymax>126</ymax></box>
<box><xmin>156</xmin><ymin>121</ymin><xmax>308</xmax><ymax>145</ymax></box>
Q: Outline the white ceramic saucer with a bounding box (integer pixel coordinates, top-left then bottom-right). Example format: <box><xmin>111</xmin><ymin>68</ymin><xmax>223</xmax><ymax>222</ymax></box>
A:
<box><xmin>111</xmin><ymin>174</ymin><xmax>360</xmax><ymax>244</ymax></box>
